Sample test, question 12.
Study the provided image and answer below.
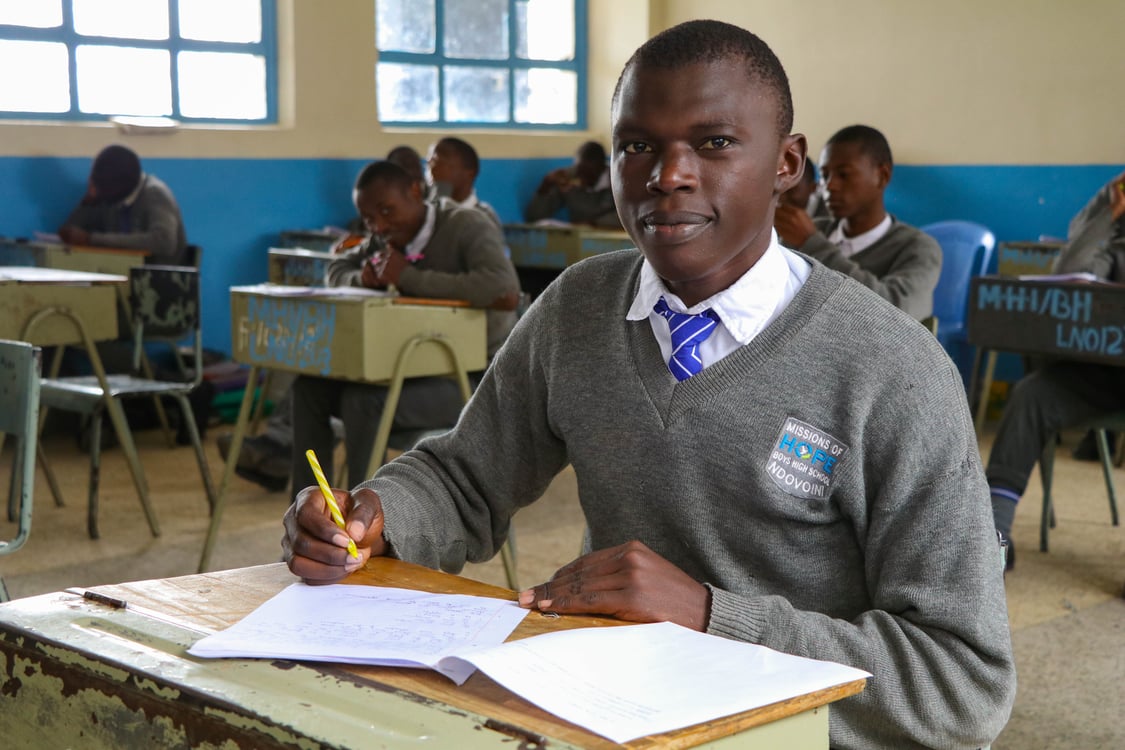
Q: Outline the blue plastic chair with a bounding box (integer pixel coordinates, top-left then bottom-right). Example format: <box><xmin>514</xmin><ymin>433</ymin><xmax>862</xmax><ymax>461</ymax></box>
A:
<box><xmin>920</xmin><ymin>221</ymin><xmax>997</xmax><ymax>382</ymax></box>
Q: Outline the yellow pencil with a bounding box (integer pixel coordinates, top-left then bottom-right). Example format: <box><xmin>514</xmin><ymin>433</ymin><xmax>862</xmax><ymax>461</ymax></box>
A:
<box><xmin>305</xmin><ymin>449</ymin><xmax>359</xmax><ymax>559</ymax></box>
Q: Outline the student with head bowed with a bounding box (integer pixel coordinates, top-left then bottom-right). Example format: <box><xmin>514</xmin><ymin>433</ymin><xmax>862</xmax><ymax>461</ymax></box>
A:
<box><xmin>283</xmin><ymin>20</ymin><xmax>1014</xmax><ymax>749</ymax></box>
<box><xmin>525</xmin><ymin>139</ymin><xmax>621</xmax><ymax>228</ymax></box>
<box><xmin>58</xmin><ymin>144</ymin><xmax>189</xmax><ymax>265</ymax></box>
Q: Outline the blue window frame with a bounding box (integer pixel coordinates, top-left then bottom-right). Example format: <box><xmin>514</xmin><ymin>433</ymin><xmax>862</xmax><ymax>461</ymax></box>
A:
<box><xmin>0</xmin><ymin>0</ymin><xmax>277</xmax><ymax>124</ymax></box>
<box><xmin>376</xmin><ymin>0</ymin><xmax>586</xmax><ymax>130</ymax></box>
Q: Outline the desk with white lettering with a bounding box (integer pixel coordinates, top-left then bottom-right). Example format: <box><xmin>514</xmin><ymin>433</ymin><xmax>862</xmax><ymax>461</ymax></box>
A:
<box><xmin>0</xmin><ymin>558</ymin><xmax>865</xmax><ymax>749</ymax></box>
<box><xmin>968</xmin><ymin>276</ymin><xmax>1125</xmax><ymax>431</ymax></box>
<box><xmin>198</xmin><ymin>286</ymin><xmax>487</xmax><ymax>572</ymax></box>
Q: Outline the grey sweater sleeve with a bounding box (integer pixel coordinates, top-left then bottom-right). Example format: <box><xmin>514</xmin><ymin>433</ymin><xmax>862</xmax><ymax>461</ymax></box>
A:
<box><xmin>800</xmin><ymin>222</ymin><xmax>942</xmax><ymax>320</ymax></box>
<box><xmin>1053</xmin><ymin>179</ymin><xmax>1124</xmax><ymax>279</ymax></box>
<box><xmin>525</xmin><ymin>187</ymin><xmax>565</xmax><ymax>222</ymax></box>
<box><xmin>325</xmin><ymin>238</ymin><xmax>379</xmax><ymax>288</ymax></box>
<box><xmin>87</xmin><ymin>179</ymin><xmax>185</xmax><ymax>263</ymax></box>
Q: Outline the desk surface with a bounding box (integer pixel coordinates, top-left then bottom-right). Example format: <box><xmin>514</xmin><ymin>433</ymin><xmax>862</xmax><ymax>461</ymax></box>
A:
<box><xmin>968</xmin><ymin>276</ymin><xmax>1125</xmax><ymax>366</ymax></box>
<box><xmin>0</xmin><ymin>560</ymin><xmax>863</xmax><ymax>749</ymax></box>
<box><xmin>0</xmin><ymin>266</ymin><xmax>125</xmax><ymax>345</ymax></box>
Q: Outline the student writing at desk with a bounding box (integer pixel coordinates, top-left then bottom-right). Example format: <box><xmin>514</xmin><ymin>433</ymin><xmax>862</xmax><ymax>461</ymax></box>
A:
<box><xmin>283</xmin><ymin>20</ymin><xmax>1014</xmax><ymax>749</ymax></box>
<box><xmin>774</xmin><ymin>125</ymin><xmax>941</xmax><ymax>321</ymax></box>
<box><xmin>986</xmin><ymin>170</ymin><xmax>1125</xmax><ymax>568</ymax></box>
<box><xmin>57</xmin><ymin>144</ymin><xmax>189</xmax><ymax>265</ymax></box>
<box><xmin>524</xmin><ymin>140</ymin><xmax>622</xmax><ymax>228</ymax></box>
<box><xmin>289</xmin><ymin>160</ymin><xmax>521</xmax><ymax>494</ymax></box>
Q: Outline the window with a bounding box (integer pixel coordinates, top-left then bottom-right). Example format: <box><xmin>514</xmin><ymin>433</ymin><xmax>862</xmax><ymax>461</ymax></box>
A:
<box><xmin>376</xmin><ymin>0</ymin><xmax>586</xmax><ymax>129</ymax></box>
<box><xmin>0</xmin><ymin>0</ymin><xmax>276</xmax><ymax>123</ymax></box>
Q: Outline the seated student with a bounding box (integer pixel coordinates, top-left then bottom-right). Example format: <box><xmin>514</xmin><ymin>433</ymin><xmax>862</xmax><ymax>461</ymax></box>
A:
<box><xmin>426</xmin><ymin>137</ymin><xmax>502</xmax><ymax>228</ymax></box>
<box><xmin>987</xmin><ymin>170</ymin><xmax>1125</xmax><ymax>568</ymax></box>
<box><xmin>525</xmin><ymin>140</ymin><xmax>622</xmax><ymax>228</ymax></box>
<box><xmin>58</xmin><ymin>144</ymin><xmax>189</xmax><ymax>265</ymax></box>
<box><xmin>283</xmin><ymin>20</ymin><xmax>1014</xmax><ymax>749</ymax></box>
<box><xmin>290</xmin><ymin>160</ymin><xmax>520</xmax><ymax>493</ymax></box>
<box><xmin>773</xmin><ymin>125</ymin><xmax>941</xmax><ymax>321</ymax></box>
<box><xmin>222</xmin><ymin>148</ymin><xmax>431</xmax><ymax>490</ymax></box>
<box><xmin>779</xmin><ymin>157</ymin><xmax>829</xmax><ymax>222</ymax></box>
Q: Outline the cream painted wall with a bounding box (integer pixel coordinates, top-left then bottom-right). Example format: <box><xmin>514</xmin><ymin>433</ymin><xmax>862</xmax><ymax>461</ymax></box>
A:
<box><xmin>653</xmin><ymin>0</ymin><xmax>1125</xmax><ymax>165</ymax></box>
<box><xmin>0</xmin><ymin>0</ymin><xmax>646</xmax><ymax>160</ymax></box>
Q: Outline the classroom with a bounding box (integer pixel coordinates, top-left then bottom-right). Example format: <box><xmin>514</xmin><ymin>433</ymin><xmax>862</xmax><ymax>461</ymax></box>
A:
<box><xmin>1</xmin><ymin>2</ymin><xmax>1123</xmax><ymax>748</ymax></box>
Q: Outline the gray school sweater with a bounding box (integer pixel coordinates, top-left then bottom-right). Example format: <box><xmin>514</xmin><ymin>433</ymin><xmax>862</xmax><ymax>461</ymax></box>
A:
<box><xmin>361</xmin><ymin>251</ymin><xmax>1016</xmax><ymax>749</ymax></box>
<box><xmin>1053</xmin><ymin>177</ymin><xmax>1125</xmax><ymax>282</ymax></box>
<box><xmin>63</xmin><ymin>174</ymin><xmax>189</xmax><ymax>264</ymax></box>
<box><xmin>799</xmin><ymin>217</ymin><xmax>942</xmax><ymax>321</ymax></box>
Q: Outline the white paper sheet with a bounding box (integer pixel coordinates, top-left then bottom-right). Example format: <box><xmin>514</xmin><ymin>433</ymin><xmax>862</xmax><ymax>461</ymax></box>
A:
<box><xmin>187</xmin><ymin>584</ymin><xmax>528</xmax><ymax>684</ymax></box>
<box><xmin>448</xmin><ymin>621</ymin><xmax>871</xmax><ymax>744</ymax></box>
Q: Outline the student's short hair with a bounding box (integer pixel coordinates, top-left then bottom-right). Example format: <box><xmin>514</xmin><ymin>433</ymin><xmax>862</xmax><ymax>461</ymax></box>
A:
<box><xmin>577</xmin><ymin>141</ymin><xmax>607</xmax><ymax>164</ymax></box>
<box><xmin>613</xmin><ymin>20</ymin><xmax>793</xmax><ymax>136</ymax></box>
<box><xmin>354</xmin><ymin>160</ymin><xmax>414</xmax><ymax>192</ymax></box>
<box><xmin>385</xmin><ymin>145</ymin><xmax>424</xmax><ymax>184</ymax></box>
<box><xmin>826</xmin><ymin>125</ymin><xmax>894</xmax><ymax>168</ymax></box>
<box><xmin>436</xmin><ymin>137</ymin><xmax>480</xmax><ymax>176</ymax></box>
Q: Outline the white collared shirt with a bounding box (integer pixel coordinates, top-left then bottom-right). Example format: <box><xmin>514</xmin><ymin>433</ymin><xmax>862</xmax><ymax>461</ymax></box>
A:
<box><xmin>626</xmin><ymin>230</ymin><xmax>811</xmax><ymax>371</ymax></box>
<box><xmin>403</xmin><ymin>201</ymin><xmax>437</xmax><ymax>259</ymax></box>
<box><xmin>827</xmin><ymin>213</ymin><xmax>892</xmax><ymax>258</ymax></box>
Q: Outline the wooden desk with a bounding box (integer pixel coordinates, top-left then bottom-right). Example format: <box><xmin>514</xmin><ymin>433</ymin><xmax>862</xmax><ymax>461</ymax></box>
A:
<box><xmin>199</xmin><ymin>286</ymin><xmax>488</xmax><ymax>572</ymax></box>
<box><xmin>0</xmin><ymin>238</ymin><xmax>149</xmax><ymax>277</ymax></box>
<box><xmin>267</xmin><ymin>247</ymin><xmax>335</xmax><ymax>287</ymax></box>
<box><xmin>0</xmin><ymin>559</ymin><xmax>864</xmax><ymax>749</ymax></box>
<box><xmin>967</xmin><ymin>276</ymin><xmax>1125</xmax><ymax>430</ymax></box>
<box><xmin>0</xmin><ymin>266</ymin><xmax>124</xmax><ymax>346</ymax></box>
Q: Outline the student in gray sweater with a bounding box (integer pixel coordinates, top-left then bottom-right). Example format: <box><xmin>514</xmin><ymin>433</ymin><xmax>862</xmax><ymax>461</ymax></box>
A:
<box><xmin>283</xmin><ymin>21</ymin><xmax>1014</xmax><ymax>749</ymax></box>
<box><xmin>58</xmin><ymin>144</ymin><xmax>189</xmax><ymax>265</ymax></box>
<box><xmin>986</xmin><ymin>171</ymin><xmax>1125</xmax><ymax>563</ymax></box>
<box><xmin>289</xmin><ymin>160</ymin><xmax>521</xmax><ymax>494</ymax></box>
<box><xmin>775</xmin><ymin>125</ymin><xmax>941</xmax><ymax>321</ymax></box>
<box><xmin>525</xmin><ymin>140</ymin><xmax>622</xmax><ymax>228</ymax></box>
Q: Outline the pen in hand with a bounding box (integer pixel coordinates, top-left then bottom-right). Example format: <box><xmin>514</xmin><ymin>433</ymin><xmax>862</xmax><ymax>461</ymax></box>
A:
<box><xmin>305</xmin><ymin>449</ymin><xmax>359</xmax><ymax>560</ymax></box>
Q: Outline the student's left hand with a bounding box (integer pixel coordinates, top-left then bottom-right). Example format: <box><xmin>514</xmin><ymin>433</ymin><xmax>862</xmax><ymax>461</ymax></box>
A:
<box><xmin>372</xmin><ymin>247</ymin><xmax>408</xmax><ymax>286</ymax></box>
<box><xmin>58</xmin><ymin>225</ymin><xmax>91</xmax><ymax>246</ymax></box>
<box><xmin>774</xmin><ymin>204</ymin><xmax>816</xmax><ymax>248</ymax></box>
<box><xmin>517</xmin><ymin>540</ymin><xmax>711</xmax><ymax>631</ymax></box>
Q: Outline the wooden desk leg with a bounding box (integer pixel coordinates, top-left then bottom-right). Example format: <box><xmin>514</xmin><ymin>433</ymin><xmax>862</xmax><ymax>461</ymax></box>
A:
<box><xmin>198</xmin><ymin>364</ymin><xmax>260</xmax><ymax>573</ymax></box>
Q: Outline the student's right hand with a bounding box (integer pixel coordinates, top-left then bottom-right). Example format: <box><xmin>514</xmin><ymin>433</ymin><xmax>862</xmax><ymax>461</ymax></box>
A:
<box><xmin>282</xmin><ymin>486</ymin><xmax>387</xmax><ymax>584</ymax></box>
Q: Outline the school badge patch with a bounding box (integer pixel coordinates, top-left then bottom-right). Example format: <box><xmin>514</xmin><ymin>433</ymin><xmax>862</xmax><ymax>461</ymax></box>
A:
<box><xmin>767</xmin><ymin>417</ymin><xmax>849</xmax><ymax>500</ymax></box>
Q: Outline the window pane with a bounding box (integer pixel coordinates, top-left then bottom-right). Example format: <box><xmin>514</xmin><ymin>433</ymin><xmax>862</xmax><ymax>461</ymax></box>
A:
<box><xmin>444</xmin><ymin>65</ymin><xmax>508</xmax><ymax>123</ymax></box>
<box><xmin>444</xmin><ymin>0</ymin><xmax>507</xmax><ymax>60</ymax></box>
<box><xmin>0</xmin><ymin>1</ymin><xmax>62</xmax><ymax>28</ymax></box>
<box><xmin>73</xmin><ymin>0</ymin><xmax>169</xmax><ymax>40</ymax></box>
<box><xmin>376</xmin><ymin>62</ymin><xmax>438</xmax><ymax>121</ymax></box>
<box><xmin>179</xmin><ymin>0</ymin><xmax>261</xmax><ymax>43</ymax></box>
<box><xmin>0</xmin><ymin>41</ymin><xmax>70</xmax><ymax>112</ymax></box>
<box><xmin>376</xmin><ymin>0</ymin><xmax>435</xmax><ymax>54</ymax></box>
<box><xmin>515</xmin><ymin>68</ymin><xmax>576</xmax><ymax>124</ymax></box>
<box><xmin>76</xmin><ymin>45</ymin><xmax>171</xmax><ymax>115</ymax></box>
<box><xmin>516</xmin><ymin>0</ymin><xmax>574</xmax><ymax>61</ymax></box>
<box><xmin>179</xmin><ymin>51</ymin><xmax>266</xmax><ymax>119</ymax></box>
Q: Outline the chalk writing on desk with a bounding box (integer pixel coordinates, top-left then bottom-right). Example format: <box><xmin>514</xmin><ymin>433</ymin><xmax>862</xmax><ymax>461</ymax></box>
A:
<box><xmin>976</xmin><ymin>282</ymin><xmax>1092</xmax><ymax>323</ymax></box>
<box><xmin>237</xmin><ymin>296</ymin><xmax>335</xmax><ymax>374</ymax></box>
<box><xmin>969</xmin><ymin>278</ymin><xmax>1125</xmax><ymax>366</ymax></box>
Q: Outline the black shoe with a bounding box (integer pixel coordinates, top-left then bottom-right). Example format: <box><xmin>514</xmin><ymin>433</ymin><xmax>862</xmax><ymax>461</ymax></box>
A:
<box><xmin>1072</xmin><ymin>429</ymin><xmax>1116</xmax><ymax>462</ymax></box>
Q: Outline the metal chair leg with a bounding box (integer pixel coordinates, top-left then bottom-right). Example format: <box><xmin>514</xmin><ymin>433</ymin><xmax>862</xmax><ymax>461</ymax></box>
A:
<box><xmin>1095</xmin><ymin>429</ymin><xmax>1121</xmax><ymax>526</ymax></box>
<box><xmin>173</xmin><ymin>393</ymin><xmax>218</xmax><ymax>513</ymax></box>
<box><xmin>87</xmin><ymin>408</ymin><xmax>103</xmax><ymax>539</ymax></box>
<box><xmin>500</xmin><ymin>531</ymin><xmax>519</xmax><ymax>591</ymax></box>
<box><xmin>1039</xmin><ymin>436</ymin><xmax>1055</xmax><ymax>552</ymax></box>
<box><xmin>36</xmin><ymin>442</ymin><xmax>65</xmax><ymax>508</ymax></box>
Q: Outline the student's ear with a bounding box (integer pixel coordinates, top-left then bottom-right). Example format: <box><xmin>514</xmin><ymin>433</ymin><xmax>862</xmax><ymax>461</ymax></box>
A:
<box><xmin>876</xmin><ymin>162</ymin><xmax>892</xmax><ymax>190</ymax></box>
<box><xmin>774</xmin><ymin>134</ymin><xmax>807</xmax><ymax>196</ymax></box>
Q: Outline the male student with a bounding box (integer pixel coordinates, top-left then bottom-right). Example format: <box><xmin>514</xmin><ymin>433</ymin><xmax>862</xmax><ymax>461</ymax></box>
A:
<box><xmin>774</xmin><ymin>125</ymin><xmax>941</xmax><ymax>321</ymax></box>
<box><xmin>58</xmin><ymin>144</ymin><xmax>189</xmax><ymax>265</ymax></box>
<box><xmin>986</xmin><ymin>170</ymin><xmax>1125</xmax><ymax>568</ymax></box>
<box><xmin>289</xmin><ymin>160</ymin><xmax>520</xmax><ymax>493</ymax></box>
<box><xmin>282</xmin><ymin>20</ymin><xmax>1014</xmax><ymax>749</ymax></box>
<box><xmin>525</xmin><ymin>140</ymin><xmax>621</xmax><ymax>228</ymax></box>
<box><xmin>426</xmin><ymin>137</ymin><xmax>502</xmax><ymax>227</ymax></box>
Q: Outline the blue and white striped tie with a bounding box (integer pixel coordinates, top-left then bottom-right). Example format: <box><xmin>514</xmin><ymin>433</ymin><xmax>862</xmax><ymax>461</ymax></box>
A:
<box><xmin>654</xmin><ymin>297</ymin><xmax>720</xmax><ymax>381</ymax></box>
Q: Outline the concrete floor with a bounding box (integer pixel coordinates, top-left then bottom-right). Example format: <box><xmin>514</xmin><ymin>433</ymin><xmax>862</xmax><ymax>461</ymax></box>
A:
<box><xmin>1</xmin><ymin>423</ymin><xmax>1122</xmax><ymax>748</ymax></box>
